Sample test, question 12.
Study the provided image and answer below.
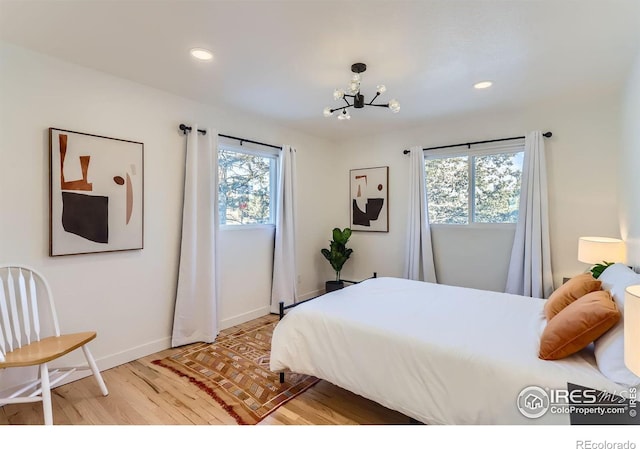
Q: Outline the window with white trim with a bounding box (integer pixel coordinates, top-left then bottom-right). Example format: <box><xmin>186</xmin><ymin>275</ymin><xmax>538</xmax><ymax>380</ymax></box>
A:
<box><xmin>218</xmin><ymin>144</ymin><xmax>278</xmax><ymax>225</ymax></box>
<box><xmin>424</xmin><ymin>143</ymin><xmax>524</xmax><ymax>225</ymax></box>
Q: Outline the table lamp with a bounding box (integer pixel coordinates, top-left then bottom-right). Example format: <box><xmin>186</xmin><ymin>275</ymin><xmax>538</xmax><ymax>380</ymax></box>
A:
<box><xmin>578</xmin><ymin>236</ymin><xmax>626</xmax><ymax>264</ymax></box>
<box><xmin>578</xmin><ymin>236</ymin><xmax>626</xmax><ymax>278</ymax></box>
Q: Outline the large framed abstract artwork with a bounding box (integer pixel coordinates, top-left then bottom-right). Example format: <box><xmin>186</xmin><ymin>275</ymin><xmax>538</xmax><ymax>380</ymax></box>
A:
<box><xmin>49</xmin><ymin>128</ymin><xmax>144</xmax><ymax>256</ymax></box>
<box><xmin>349</xmin><ymin>166</ymin><xmax>389</xmax><ymax>232</ymax></box>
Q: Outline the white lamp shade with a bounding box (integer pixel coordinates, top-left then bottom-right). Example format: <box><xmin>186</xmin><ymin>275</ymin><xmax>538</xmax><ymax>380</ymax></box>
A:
<box><xmin>624</xmin><ymin>285</ymin><xmax>640</xmax><ymax>376</ymax></box>
<box><xmin>577</xmin><ymin>236</ymin><xmax>626</xmax><ymax>264</ymax></box>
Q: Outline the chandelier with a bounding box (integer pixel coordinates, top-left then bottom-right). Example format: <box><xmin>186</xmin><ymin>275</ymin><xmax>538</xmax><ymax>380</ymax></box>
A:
<box><xmin>323</xmin><ymin>63</ymin><xmax>400</xmax><ymax>120</ymax></box>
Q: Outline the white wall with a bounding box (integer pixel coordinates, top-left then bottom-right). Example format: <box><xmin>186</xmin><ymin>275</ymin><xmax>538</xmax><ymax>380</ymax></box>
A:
<box><xmin>218</xmin><ymin>226</ymin><xmax>275</xmax><ymax>328</ymax></box>
<box><xmin>335</xmin><ymin>90</ymin><xmax>622</xmax><ymax>292</ymax></box>
<box><xmin>620</xmin><ymin>48</ymin><xmax>640</xmax><ymax>268</ymax></box>
<box><xmin>0</xmin><ymin>43</ymin><xmax>339</xmax><ymax>390</ymax></box>
<box><xmin>431</xmin><ymin>225</ymin><xmax>515</xmax><ymax>291</ymax></box>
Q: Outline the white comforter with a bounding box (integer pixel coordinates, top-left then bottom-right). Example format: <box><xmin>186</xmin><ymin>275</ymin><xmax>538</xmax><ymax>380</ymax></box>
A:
<box><xmin>270</xmin><ymin>277</ymin><xmax>626</xmax><ymax>424</ymax></box>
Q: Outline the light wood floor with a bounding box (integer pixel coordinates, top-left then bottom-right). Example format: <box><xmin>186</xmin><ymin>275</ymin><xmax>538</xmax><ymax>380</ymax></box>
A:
<box><xmin>1</xmin><ymin>318</ymin><xmax>410</xmax><ymax>425</ymax></box>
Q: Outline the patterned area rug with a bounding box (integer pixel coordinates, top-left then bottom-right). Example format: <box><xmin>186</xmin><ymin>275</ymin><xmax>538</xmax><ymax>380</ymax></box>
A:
<box><xmin>152</xmin><ymin>314</ymin><xmax>318</xmax><ymax>425</ymax></box>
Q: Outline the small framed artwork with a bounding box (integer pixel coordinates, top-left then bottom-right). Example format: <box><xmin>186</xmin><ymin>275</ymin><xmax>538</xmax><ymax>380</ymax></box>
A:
<box><xmin>49</xmin><ymin>128</ymin><xmax>144</xmax><ymax>256</ymax></box>
<box><xmin>349</xmin><ymin>166</ymin><xmax>389</xmax><ymax>232</ymax></box>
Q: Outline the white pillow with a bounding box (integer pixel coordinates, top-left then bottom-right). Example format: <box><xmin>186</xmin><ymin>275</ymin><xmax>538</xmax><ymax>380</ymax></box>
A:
<box><xmin>594</xmin><ymin>263</ymin><xmax>640</xmax><ymax>388</ymax></box>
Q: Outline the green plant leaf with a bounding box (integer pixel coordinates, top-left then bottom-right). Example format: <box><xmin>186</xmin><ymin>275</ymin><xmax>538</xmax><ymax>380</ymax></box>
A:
<box><xmin>589</xmin><ymin>261</ymin><xmax>615</xmax><ymax>279</ymax></box>
<box><xmin>321</xmin><ymin>227</ymin><xmax>353</xmax><ymax>278</ymax></box>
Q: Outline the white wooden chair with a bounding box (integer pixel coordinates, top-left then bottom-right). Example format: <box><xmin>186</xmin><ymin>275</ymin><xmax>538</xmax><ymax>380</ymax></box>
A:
<box><xmin>0</xmin><ymin>264</ymin><xmax>108</xmax><ymax>425</ymax></box>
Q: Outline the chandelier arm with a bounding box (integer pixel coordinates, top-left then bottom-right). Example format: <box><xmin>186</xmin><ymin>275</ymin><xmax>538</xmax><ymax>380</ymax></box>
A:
<box><xmin>367</xmin><ymin>92</ymin><xmax>381</xmax><ymax>105</ymax></box>
<box><xmin>329</xmin><ymin>103</ymin><xmax>354</xmax><ymax>113</ymax></box>
<box><xmin>367</xmin><ymin>103</ymin><xmax>390</xmax><ymax>108</ymax></box>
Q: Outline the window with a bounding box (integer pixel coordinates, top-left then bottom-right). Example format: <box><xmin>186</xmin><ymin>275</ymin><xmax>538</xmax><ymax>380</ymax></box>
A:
<box><xmin>218</xmin><ymin>145</ymin><xmax>278</xmax><ymax>225</ymax></box>
<box><xmin>425</xmin><ymin>145</ymin><xmax>524</xmax><ymax>225</ymax></box>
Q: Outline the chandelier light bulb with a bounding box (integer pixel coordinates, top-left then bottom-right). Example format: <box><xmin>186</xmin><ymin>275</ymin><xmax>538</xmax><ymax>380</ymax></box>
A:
<box><xmin>333</xmin><ymin>89</ymin><xmax>345</xmax><ymax>101</ymax></box>
<box><xmin>349</xmin><ymin>81</ymin><xmax>360</xmax><ymax>94</ymax></box>
<box><xmin>388</xmin><ymin>99</ymin><xmax>400</xmax><ymax>113</ymax></box>
<box><xmin>337</xmin><ymin>109</ymin><xmax>351</xmax><ymax>120</ymax></box>
<box><xmin>323</xmin><ymin>107</ymin><xmax>333</xmax><ymax>117</ymax></box>
<box><xmin>351</xmin><ymin>73</ymin><xmax>361</xmax><ymax>82</ymax></box>
<box><xmin>376</xmin><ymin>84</ymin><xmax>386</xmax><ymax>94</ymax></box>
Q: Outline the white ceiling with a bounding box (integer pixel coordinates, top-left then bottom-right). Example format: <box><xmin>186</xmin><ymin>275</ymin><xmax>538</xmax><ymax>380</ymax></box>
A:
<box><xmin>1</xmin><ymin>0</ymin><xmax>639</xmax><ymax>139</ymax></box>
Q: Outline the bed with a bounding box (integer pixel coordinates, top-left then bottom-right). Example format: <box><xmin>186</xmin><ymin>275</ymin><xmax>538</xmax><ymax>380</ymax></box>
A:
<box><xmin>269</xmin><ymin>276</ymin><xmax>631</xmax><ymax>425</ymax></box>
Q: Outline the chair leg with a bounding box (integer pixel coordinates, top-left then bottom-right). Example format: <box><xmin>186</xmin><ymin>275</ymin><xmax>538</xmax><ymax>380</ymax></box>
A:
<box><xmin>40</xmin><ymin>363</ymin><xmax>53</xmax><ymax>425</ymax></box>
<box><xmin>82</xmin><ymin>345</ymin><xmax>108</xmax><ymax>396</ymax></box>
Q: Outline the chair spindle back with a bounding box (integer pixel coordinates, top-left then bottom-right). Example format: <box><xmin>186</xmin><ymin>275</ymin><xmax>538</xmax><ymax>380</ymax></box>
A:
<box><xmin>0</xmin><ymin>265</ymin><xmax>60</xmax><ymax>363</ymax></box>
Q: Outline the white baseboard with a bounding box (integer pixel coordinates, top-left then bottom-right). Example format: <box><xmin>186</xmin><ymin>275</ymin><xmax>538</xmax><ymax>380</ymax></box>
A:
<box><xmin>219</xmin><ymin>305</ymin><xmax>271</xmax><ymax>330</ymax></box>
<box><xmin>97</xmin><ymin>337</ymin><xmax>172</xmax><ymax>371</ymax></box>
<box><xmin>267</xmin><ymin>289</ymin><xmax>324</xmax><ymax>316</ymax></box>
<box><xmin>298</xmin><ymin>288</ymin><xmax>324</xmax><ymax>301</ymax></box>
<box><xmin>56</xmin><ymin>336</ymin><xmax>171</xmax><ymax>384</ymax></box>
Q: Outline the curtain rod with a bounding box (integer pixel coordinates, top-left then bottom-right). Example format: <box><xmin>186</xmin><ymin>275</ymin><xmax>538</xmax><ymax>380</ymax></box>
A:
<box><xmin>178</xmin><ymin>124</ymin><xmax>281</xmax><ymax>150</ymax></box>
<box><xmin>402</xmin><ymin>131</ymin><xmax>553</xmax><ymax>155</ymax></box>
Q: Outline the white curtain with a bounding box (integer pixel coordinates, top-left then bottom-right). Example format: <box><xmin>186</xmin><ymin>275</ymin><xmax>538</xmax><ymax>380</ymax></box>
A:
<box><xmin>271</xmin><ymin>145</ymin><xmax>297</xmax><ymax>313</ymax></box>
<box><xmin>403</xmin><ymin>146</ymin><xmax>437</xmax><ymax>283</ymax></box>
<box><xmin>172</xmin><ymin>125</ymin><xmax>219</xmax><ymax>347</ymax></box>
<box><xmin>505</xmin><ymin>131</ymin><xmax>553</xmax><ymax>298</ymax></box>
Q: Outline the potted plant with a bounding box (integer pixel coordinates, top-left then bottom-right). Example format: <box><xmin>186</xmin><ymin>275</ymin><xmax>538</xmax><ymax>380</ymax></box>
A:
<box><xmin>321</xmin><ymin>227</ymin><xmax>353</xmax><ymax>293</ymax></box>
<box><xmin>589</xmin><ymin>261</ymin><xmax>615</xmax><ymax>279</ymax></box>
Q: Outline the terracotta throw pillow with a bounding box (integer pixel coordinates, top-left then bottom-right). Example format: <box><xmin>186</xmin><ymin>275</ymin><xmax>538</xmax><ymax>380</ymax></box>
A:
<box><xmin>539</xmin><ymin>290</ymin><xmax>620</xmax><ymax>360</ymax></box>
<box><xmin>543</xmin><ymin>273</ymin><xmax>602</xmax><ymax>321</ymax></box>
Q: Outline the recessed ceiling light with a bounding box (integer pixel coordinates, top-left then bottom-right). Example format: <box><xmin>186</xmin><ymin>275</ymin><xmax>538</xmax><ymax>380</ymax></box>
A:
<box><xmin>190</xmin><ymin>48</ymin><xmax>213</xmax><ymax>61</ymax></box>
<box><xmin>474</xmin><ymin>81</ymin><xmax>493</xmax><ymax>89</ymax></box>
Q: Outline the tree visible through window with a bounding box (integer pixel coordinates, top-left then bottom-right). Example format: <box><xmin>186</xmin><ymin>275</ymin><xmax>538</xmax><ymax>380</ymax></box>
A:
<box><xmin>425</xmin><ymin>149</ymin><xmax>523</xmax><ymax>224</ymax></box>
<box><xmin>218</xmin><ymin>148</ymin><xmax>277</xmax><ymax>225</ymax></box>
<box><xmin>474</xmin><ymin>153</ymin><xmax>523</xmax><ymax>223</ymax></box>
<box><xmin>425</xmin><ymin>155</ymin><xmax>469</xmax><ymax>224</ymax></box>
